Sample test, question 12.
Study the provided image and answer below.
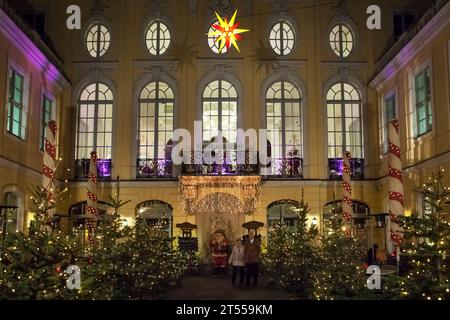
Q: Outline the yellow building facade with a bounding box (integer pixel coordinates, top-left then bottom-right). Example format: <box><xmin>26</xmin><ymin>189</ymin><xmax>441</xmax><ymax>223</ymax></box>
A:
<box><xmin>1</xmin><ymin>0</ymin><xmax>449</xmax><ymax>258</ymax></box>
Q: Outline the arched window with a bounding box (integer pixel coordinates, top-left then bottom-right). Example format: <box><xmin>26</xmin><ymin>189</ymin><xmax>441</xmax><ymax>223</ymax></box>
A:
<box><xmin>69</xmin><ymin>201</ymin><xmax>115</xmax><ymax>247</ymax></box>
<box><xmin>326</xmin><ymin>82</ymin><xmax>364</xmax><ymax>179</ymax></box>
<box><xmin>266</xmin><ymin>81</ymin><xmax>303</xmax><ymax>177</ymax></box>
<box><xmin>202</xmin><ymin>80</ymin><xmax>237</xmax><ymax>143</ymax></box>
<box><xmin>207</xmin><ymin>20</ymin><xmax>228</xmax><ymax>54</ymax></box>
<box><xmin>3</xmin><ymin>192</ymin><xmax>23</xmax><ymax>233</ymax></box>
<box><xmin>85</xmin><ymin>23</ymin><xmax>111</xmax><ymax>58</ymax></box>
<box><xmin>269</xmin><ymin>21</ymin><xmax>295</xmax><ymax>56</ymax></box>
<box><xmin>137</xmin><ymin>81</ymin><xmax>174</xmax><ymax>178</ymax></box>
<box><xmin>145</xmin><ymin>21</ymin><xmax>171</xmax><ymax>55</ymax></box>
<box><xmin>136</xmin><ymin>200</ymin><xmax>172</xmax><ymax>235</ymax></box>
<box><xmin>267</xmin><ymin>200</ymin><xmax>300</xmax><ymax>228</ymax></box>
<box><xmin>75</xmin><ymin>82</ymin><xmax>113</xmax><ymax>179</ymax></box>
<box><xmin>329</xmin><ymin>23</ymin><xmax>354</xmax><ymax>58</ymax></box>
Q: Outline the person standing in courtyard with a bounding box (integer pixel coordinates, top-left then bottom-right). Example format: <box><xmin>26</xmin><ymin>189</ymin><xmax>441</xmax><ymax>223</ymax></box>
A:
<box><xmin>244</xmin><ymin>230</ymin><xmax>261</xmax><ymax>288</ymax></box>
<box><xmin>228</xmin><ymin>239</ymin><xmax>245</xmax><ymax>286</ymax></box>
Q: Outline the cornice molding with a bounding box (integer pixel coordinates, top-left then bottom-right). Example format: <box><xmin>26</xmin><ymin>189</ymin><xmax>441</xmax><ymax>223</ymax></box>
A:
<box><xmin>0</xmin><ymin>8</ymin><xmax>70</xmax><ymax>90</ymax></box>
<box><xmin>370</xmin><ymin>0</ymin><xmax>450</xmax><ymax>90</ymax></box>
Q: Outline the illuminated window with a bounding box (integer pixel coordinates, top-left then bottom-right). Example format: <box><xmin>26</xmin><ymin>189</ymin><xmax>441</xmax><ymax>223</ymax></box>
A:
<box><xmin>202</xmin><ymin>80</ymin><xmax>237</xmax><ymax>143</ymax></box>
<box><xmin>76</xmin><ymin>83</ymin><xmax>113</xmax><ymax>161</ymax></box>
<box><xmin>414</xmin><ymin>68</ymin><xmax>432</xmax><ymax>137</ymax></box>
<box><xmin>145</xmin><ymin>21</ymin><xmax>171</xmax><ymax>55</ymax></box>
<box><xmin>269</xmin><ymin>21</ymin><xmax>295</xmax><ymax>56</ymax></box>
<box><xmin>85</xmin><ymin>23</ymin><xmax>111</xmax><ymax>57</ymax></box>
<box><xmin>137</xmin><ymin>82</ymin><xmax>174</xmax><ymax>178</ymax></box>
<box><xmin>382</xmin><ymin>95</ymin><xmax>396</xmax><ymax>154</ymax></box>
<box><xmin>327</xmin><ymin>82</ymin><xmax>364</xmax><ymax>179</ymax></box>
<box><xmin>40</xmin><ymin>95</ymin><xmax>54</xmax><ymax>151</ymax></box>
<box><xmin>7</xmin><ymin>69</ymin><xmax>26</xmax><ymax>139</ymax></box>
<box><xmin>329</xmin><ymin>24</ymin><xmax>354</xmax><ymax>58</ymax></box>
<box><xmin>265</xmin><ymin>81</ymin><xmax>302</xmax><ymax>177</ymax></box>
<box><xmin>208</xmin><ymin>21</ymin><xmax>228</xmax><ymax>54</ymax></box>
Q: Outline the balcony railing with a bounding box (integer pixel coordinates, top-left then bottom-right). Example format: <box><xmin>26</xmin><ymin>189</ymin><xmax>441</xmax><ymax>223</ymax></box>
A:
<box><xmin>74</xmin><ymin>159</ymin><xmax>112</xmax><ymax>180</ymax></box>
<box><xmin>137</xmin><ymin>159</ymin><xmax>173</xmax><ymax>179</ymax></box>
<box><xmin>328</xmin><ymin>158</ymin><xmax>365</xmax><ymax>180</ymax></box>
<box><xmin>263</xmin><ymin>157</ymin><xmax>303</xmax><ymax>179</ymax></box>
<box><xmin>181</xmin><ymin>151</ymin><xmax>259</xmax><ymax>176</ymax></box>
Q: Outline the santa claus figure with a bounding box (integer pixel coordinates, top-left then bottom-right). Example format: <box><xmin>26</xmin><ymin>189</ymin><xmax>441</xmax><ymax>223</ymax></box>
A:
<box><xmin>210</xmin><ymin>231</ymin><xmax>228</xmax><ymax>274</ymax></box>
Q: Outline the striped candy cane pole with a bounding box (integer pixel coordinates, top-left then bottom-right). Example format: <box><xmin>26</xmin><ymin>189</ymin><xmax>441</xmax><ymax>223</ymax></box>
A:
<box><xmin>42</xmin><ymin>120</ymin><xmax>57</xmax><ymax>202</ymax></box>
<box><xmin>342</xmin><ymin>151</ymin><xmax>353</xmax><ymax>222</ymax></box>
<box><xmin>388</xmin><ymin>119</ymin><xmax>403</xmax><ymax>248</ymax></box>
<box><xmin>86</xmin><ymin>151</ymin><xmax>98</xmax><ymax>247</ymax></box>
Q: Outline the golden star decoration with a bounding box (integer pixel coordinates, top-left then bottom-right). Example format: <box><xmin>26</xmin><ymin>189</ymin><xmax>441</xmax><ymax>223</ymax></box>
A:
<box><xmin>208</xmin><ymin>10</ymin><xmax>249</xmax><ymax>53</ymax></box>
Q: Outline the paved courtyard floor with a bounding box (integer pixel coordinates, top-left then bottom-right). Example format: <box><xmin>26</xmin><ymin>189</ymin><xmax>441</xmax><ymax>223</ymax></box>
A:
<box><xmin>161</xmin><ymin>275</ymin><xmax>294</xmax><ymax>300</ymax></box>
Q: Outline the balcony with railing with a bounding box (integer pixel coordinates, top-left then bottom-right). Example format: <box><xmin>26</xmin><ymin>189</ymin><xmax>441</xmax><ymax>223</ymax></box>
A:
<box><xmin>262</xmin><ymin>157</ymin><xmax>303</xmax><ymax>179</ymax></box>
<box><xmin>181</xmin><ymin>150</ymin><xmax>259</xmax><ymax>176</ymax></box>
<box><xmin>328</xmin><ymin>158</ymin><xmax>365</xmax><ymax>180</ymax></box>
<box><xmin>137</xmin><ymin>159</ymin><xmax>173</xmax><ymax>179</ymax></box>
<box><xmin>74</xmin><ymin>159</ymin><xmax>112</xmax><ymax>180</ymax></box>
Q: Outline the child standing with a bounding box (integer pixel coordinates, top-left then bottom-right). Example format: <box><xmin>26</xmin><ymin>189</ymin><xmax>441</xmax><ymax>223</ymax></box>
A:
<box><xmin>228</xmin><ymin>239</ymin><xmax>245</xmax><ymax>286</ymax></box>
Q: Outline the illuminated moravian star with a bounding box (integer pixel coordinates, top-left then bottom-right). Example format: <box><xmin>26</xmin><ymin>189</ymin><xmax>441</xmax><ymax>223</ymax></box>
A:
<box><xmin>208</xmin><ymin>10</ymin><xmax>250</xmax><ymax>53</ymax></box>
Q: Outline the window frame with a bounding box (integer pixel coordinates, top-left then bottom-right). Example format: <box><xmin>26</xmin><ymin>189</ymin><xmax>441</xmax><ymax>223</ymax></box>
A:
<box><xmin>75</xmin><ymin>82</ymin><xmax>114</xmax><ymax>161</ymax></box>
<box><xmin>381</xmin><ymin>91</ymin><xmax>396</xmax><ymax>154</ymax></box>
<box><xmin>85</xmin><ymin>22</ymin><xmax>111</xmax><ymax>58</ymax></box>
<box><xmin>145</xmin><ymin>20</ymin><xmax>171</xmax><ymax>56</ymax></box>
<box><xmin>207</xmin><ymin>19</ymin><xmax>229</xmax><ymax>55</ymax></box>
<box><xmin>413</xmin><ymin>67</ymin><xmax>433</xmax><ymax>138</ymax></box>
<box><xmin>269</xmin><ymin>20</ymin><xmax>296</xmax><ymax>56</ymax></box>
<box><xmin>40</xmin><ymin>94</ymin><xmax>55</xmax><ymax>151</ymax></box>
<box><xmin>201</xmin><ymin>80</ymin><xmax>238</xmax><ymax>143</ymax></box>
<box><xmin>6</xmin><ymin>66</ymin><xmax>29</xmax><ymax>141</ymax></box>
<box><xmin>326</xmin><ymin>82</ymin><xmax>363</xmax><ymax>160</ymax></box>
<box><xmin>138</xmin><ymin>81</ymin><xmax>175</xmax><ymax>160</ymax></box>
<box><xmin>329</xmin><ymin>23</ymin><xmax>355</xmax><ymax>58</ymax></box>
<box><xmin>265</xmin><ymin>81</ymin><xmax>303</xmax><ymax>161</ymax></box>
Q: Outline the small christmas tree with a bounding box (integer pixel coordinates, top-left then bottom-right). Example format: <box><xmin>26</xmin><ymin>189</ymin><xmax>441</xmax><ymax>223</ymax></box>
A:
<box><xmin>262</xmin><ymin>190</ymin><xmax>319</xmax><ymax>299</ymax></box>
<box><xmin>313</xmin><ymin>200</ymin><xmax>367</xmax><ymax>300</ymax></box>
<box><xmin>394</xmin><ymin>168</ymin><xmax>450</xmax><ymax>300</ymax></box>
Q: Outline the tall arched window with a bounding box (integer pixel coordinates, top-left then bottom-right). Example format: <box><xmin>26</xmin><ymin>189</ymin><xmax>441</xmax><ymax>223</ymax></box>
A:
<box><xmin>202</xmin><ymin>80</ymin><xmax>237</xmax><ymax>143</ymax></box>
<box><xmin>75</xmin><ymin>82</ymin><xmax>113</xmax><ymax>179</ymax></box>
<box><xmin>326</xmin><ymin>82</ymin><xmax>364</xmax><ymax>179</ymax></box>
<box><xmin>137</xmin><ymin>81</ymin><xmax>174</xmax><ymax>178</ymax></box>
<box><xmin>266</xmin><ymin>81</ymin><xmax>303</xmax><ymax>177</ymax></box>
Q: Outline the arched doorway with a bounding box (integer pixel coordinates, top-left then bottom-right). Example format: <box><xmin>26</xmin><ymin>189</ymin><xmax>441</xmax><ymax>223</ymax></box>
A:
<box><xmin>267</xmin><ymin>199</ymin><xmax>301</xmax><ymax>229</ymax></box>
<box><xmin>322</xmin><ymin>200</ymin><xmax>382</xmax><ymax>252</ymax></box>
<box><xmin>195</xmin><ymin>192</ymin><xmax>246</xmax><ymax>261</ymax></box>
<box><xmin>135</xmin><ymin>200</ymin><xmax>173</xmax><ymax>236</ymax></box>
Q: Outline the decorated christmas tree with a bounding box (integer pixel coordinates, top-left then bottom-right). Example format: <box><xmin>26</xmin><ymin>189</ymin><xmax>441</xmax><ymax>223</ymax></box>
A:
<box><xmin>392</xmin><ymin>168</ymin><xmax>450</xmax><ymax>300</ymax></box>
<box><xmin>313</xmin><ymin>199</ymin><xmax>367</xmax><ymax>300</ymax></box>
<box><xmin>262</xmin><ymin>190</ymin><xmax>319</xmax><ymax>299</ymax></box>
<box><xmin>0</xmin><ymin>184</ymin><xmax>81</xmax><ymax>299</ymax></box>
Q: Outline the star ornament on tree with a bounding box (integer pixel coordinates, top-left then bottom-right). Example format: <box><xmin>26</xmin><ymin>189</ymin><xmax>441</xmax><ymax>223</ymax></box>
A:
<box><xmin>208</xmin><ymin>10</ymin><xmax>249</xmax><ymax>53</ymax></box>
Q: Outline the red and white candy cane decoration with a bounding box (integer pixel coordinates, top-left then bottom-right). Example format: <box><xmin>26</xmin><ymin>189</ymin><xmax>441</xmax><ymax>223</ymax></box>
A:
<box><xmin>86</xmin><ymin>151</ymin><xmax>98</xmax><ymax>216</ymax></box>
<box><xmin>42</xmin><ymin>120</ymin><xmax>57</xmax><ymax>200</ymax></box>
<box><xmin>388</xmin><ymin>119</ymin><xmax>403</xmax><ymax>246</ymax></box>
<box><xmin>342</xmin><ymin>151</ymin><xmax>352</xmax><ymax>222</ymax></box>
<box><xmin>86</xmin><ymin>151</ymin><xmax>98</xmax><ymax>247</ymax></box>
